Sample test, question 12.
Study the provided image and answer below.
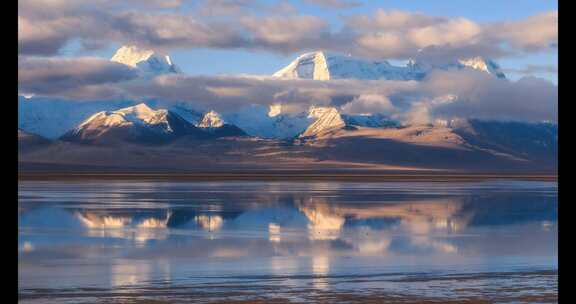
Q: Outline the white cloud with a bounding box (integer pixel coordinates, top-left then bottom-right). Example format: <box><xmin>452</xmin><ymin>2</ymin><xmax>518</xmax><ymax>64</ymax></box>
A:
<box><xmin>341</xmin><ymin>94</ymin><xmax>397</xmax><ymax>115</ymax></box>
<box><xmin>18</xmin><ymin>56</ymin><xmax>138</xmax><ymax>98</ymax></box>
<box><xmin>302</xmin><ymin>0</ymin><xmax>361</xmax><ymax>9</ymax></box>
<box><xmin>18</xmin><ymin>56</ymin><xmax>558</xmax><ymax>123</ymax></box>
<box><xmin>18</xmin><ymin>1</ymin><xmax>557</xmax><ymax>61</ymax></box>
<box><xmin>485</xmin><ymin>11</ymin><xmax>558</xmax><ymax>51</ymax></box>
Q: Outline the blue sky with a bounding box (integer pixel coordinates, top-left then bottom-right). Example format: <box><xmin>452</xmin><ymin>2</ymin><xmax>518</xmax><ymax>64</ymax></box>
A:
<box><xmin>18</xmin><ymin>0</ymin><xmax>558</xmax><ymax>125</ymax></box>
<box><xmin>59</xmin><ymin>0</ymin><xmax>558</xmax><ymax>83</ymax></box>
<box><xmin>171</xmin><ymin>1</ymin><xmax>556</xmax><ymax>83</ymax></box>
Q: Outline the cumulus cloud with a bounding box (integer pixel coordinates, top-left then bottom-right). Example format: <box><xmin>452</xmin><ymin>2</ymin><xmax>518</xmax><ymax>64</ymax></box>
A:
<box><xmin>196</xmin><ymin>0</ymin><xmax>258</xmax><ymax>17</ymax></box>
<box><xmin>503</xmin><ymin>64</ymin><xmax>558</xmax><ymax>76</ymax></box>
<box><xmin>341</xmin><ymin>9</ymin><xmax>556</xmax><ymax>61</ymax></box>
<box><xmin>342</xmin><ymin>10</ymin><xmax>491</xmax><ymax>61</ymax></box>
<box><xmin>345</xmin><ymin>9</ymin><xmax>444</xmax><ymax>30</ymax></box>
<box><xmin>18</xmin><ymin>0</ymin><xmax>557</xmax><ymax>61</ymax></box>
<box><xmin>111</xmin><ymin>12</ymin><xmax>248</xmax><ymax>50</ymax></box>
<box><xmin>196</xmin><ymin>0</ymin><xmax>297</xmax><ymax>16</ymax></box>
<box><xmin>18</xmin><ymin>56</ymin><xmax>139</xmax><ymax>98</ymax></box>
<box><xmin>18</xmin><ymin>55</ymin><xmax>557</xmax><ymax>123</ymax></box>
<box><xmin>18</xmin><ymin>16</ymin><xmax>71</xmax><ymax>55</ymax></box>
<box><xmin>485</xmin><ymin>11</ymin><xmax>558</xmax><ymax>52</ymax></box>
<box><xmin>18</xmin><ymin>0</ymin><xmax>248</xmax><ymax>55</ymax></box>
<box><xmin>341</xmin><ymin>94</ymin><xmax>397</xmax><ymax>114</ymax></box>
<box><xmin>302</xmin><ymin>0</ymin><xmax>361</xmax><ymax>9</ymax></box>
<box><xmin>240</xmin><ymin>15</ymin><xmax>331</xmax><ymax>52</ymax></box>
<box><xmin>426</xmin><ymin>71</ymin><xmax>558</xmax><ymax>122</ymax></box>
<box><xmin>123</xmin><ymin>75</ymin><xmax>373</xmax><ymax>111</ymax></box>
<box><xmin>403</xmin><ymin>101</ymin><xmax>433</xmax><ymax>125</ymax></box>
<box><xmin>17</xmin><ymin>1</ymin><xmax>557</xmax><ymax>123</ymax></box>
<box><xmin>18</xmin><ymin>0</ymin><xmax>307</xmax><ymax>55</ymax></box>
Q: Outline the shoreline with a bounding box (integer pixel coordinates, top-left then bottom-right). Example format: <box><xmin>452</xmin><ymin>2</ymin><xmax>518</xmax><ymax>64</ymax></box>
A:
<box><xmin>18</xmin><ymin>171</ymin><xmax>558</xmax><ymax>182</ymax></box>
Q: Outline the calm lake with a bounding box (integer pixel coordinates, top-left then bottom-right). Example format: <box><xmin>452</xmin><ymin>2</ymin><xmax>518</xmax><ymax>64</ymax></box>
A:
<box><xmin>18</xmin><ymin>180</ymin><xmax>558</xmax><ymax>303</ymax></box>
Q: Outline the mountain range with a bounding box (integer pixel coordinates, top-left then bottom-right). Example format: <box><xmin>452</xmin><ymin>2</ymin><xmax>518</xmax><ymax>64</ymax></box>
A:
<box><xmin>272</xmin><ymin>51</ymin><xmax>506</xmax><ymax>80</ymax></box>
<box><xmin>18</xmin><ymin>46</ymin><xmax>557</xmax><ymax>174</ymax></box>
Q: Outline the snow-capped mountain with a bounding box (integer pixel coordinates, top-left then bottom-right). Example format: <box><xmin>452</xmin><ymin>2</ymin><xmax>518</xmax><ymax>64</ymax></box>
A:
<box><xmin>18</xmin><ymin>96</ymin><xmax>138</xmax><ymax>139</ymax></box>
<box><xmin>111</xmin><ymin>45</ymin><xmax>180</xmax><ymax>76</ymax></box>
<box><xmin>198</xmin><ymin>111</ymin><xmax>225</xmax><ymax>128</ymax></box>
<box><xmin>223</xmin><ymin>104</ymin><xmax>311</xmax><ymax>139</ymax></box>
<box><xmin>168</xmin><ymin>102</ymin><xmax>205</xmax><ymax>125</ymax></box>
<box><xmin>273</xmin><ymin>51</ymin><xmax>416</xmax><ymax>80</ymax></box>
<box><xmin>19</xmin><ymin>45</ymin><xmax>182</xmax><ymax>139</ymax></box>
<box><xmin>300</xmin><ymin>106</ymin><xmax>346</xmax><ymax>138</ymax></box>
<box><xmin>18</xmin><ymin>48</ymin><xmax>508</xmax><ymax>141</ymax></box>
<box><xmin>196</xmin><ymin>110</ymin><xmax>246</xmax><ymax>137</ymax></box>
<box><xmin>223</xmin><ymin>104</ymin><xmax>400</xmax><ymax>140</ymax></box>
<box><xmin>223</xmin><ymin>104</ymin><xmax>342</xmax><ymax>140</ymax></box>
<box><xmin>60</xmin><ymin>103</ymin><xmax>207</xmax><ymax>144</ymax></box>
<box><xmin>273</xmin><ymin>51</ymin><xmax>506</xmax><ymax>80</ymax></box>
<box><xmin>457</xmin><ymin>57</ymin><xmax>506</xmax><ymax>78</ymax></box>
<box><xmin>407</xmin><ymin>57</ymin><xmax>506</xmax><ymax>79</ymax></box>
<box><xmin>18</xmin><ymin>47</ymin><xmax>556</xmax><ymax>173</ymax></box>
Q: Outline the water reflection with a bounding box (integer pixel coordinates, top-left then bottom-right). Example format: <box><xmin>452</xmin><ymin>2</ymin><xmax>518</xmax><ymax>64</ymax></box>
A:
<box><xmin>268</xmin><ymin>223</ymin><xmax>281</xmax><ymax>243</ymax></box>
<box><xmin>299</xmin><ymin>200</ymin><xmax>345</xmax><ymax>241</ymax></box>
<box><xmin>312</xmin><ymin>255</ymin><xmax>330</xmax><ymax>290</ymax></box>
<box><xmin>111</xmin><ymin>259</ymin><xmax>152</xmax><ymax>289</ymax></box>
<box><xmin>195</xmin><ymin>215</ymin><xmax>224</xmax><ymax>232</ymax></box>
<box><xmin>18</xmin><ymin>180</ymin><xmax>557</xmax><ymax>302</ymax></box>
<box><xmin>19</xmin><ymin>181</ymin><xmax>557</xmax><ymax>257</ymax></box>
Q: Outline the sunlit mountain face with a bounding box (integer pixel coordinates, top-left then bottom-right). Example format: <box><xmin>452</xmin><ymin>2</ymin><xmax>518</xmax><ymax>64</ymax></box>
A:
<box><xmin>18</xmin><ymin>44</ymin><xmax>557</xmax><ymax>173</ymax></box>
<box><xmin>18</xmin><ymin>1</ymin><xmax>557</xmax><ymax>302</ymax></box>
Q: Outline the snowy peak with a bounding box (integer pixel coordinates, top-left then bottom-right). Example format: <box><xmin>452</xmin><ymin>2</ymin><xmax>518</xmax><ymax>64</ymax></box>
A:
<box><xmin>274</xmin><ymin>51</ymin><xmax>404</xmax><ymax>80</ymax></box>
<box><xmin>274</xmin><ymin>51</ymin><xmax>506</xmax><ymax>80</ymax></box>
<box><xmin>111</xmin><ymin>46</ymin><xmax>156</xmax><ymax>68</ymax></box>
<box><xmin>273</xmin><ymin>51</ymin><xmax>328</xmax><ymax>80</ymax></box>
<box><xmin>74</xmin><ymin>103</ymin><xmax>169</xmax><ymax>134</ymax></box>
<box><xmin>198</xmin><ymin>111</ymin><xmax>225</xmax><ymax>128</ymax></box>
<box><xmin>115</xmin><ymin>103</ymin><xmax>157</xmax><ymax>123</ymax></box>
<box><xmin>111</xmin><ymin>45</ymin><xmax>180</xmax><ymax>75</ymax></box>
<box><xmin>197</xmin><ymin>110</ymin><xmax>247</xmax><ymax>137</ymax></box>
<box><xmin>61</xmin><ymin>103</ymin><xmax>208</xmax><ymax>144</ymax></box>
<box><xmin>78</xmin><ymin>103</ymin><xmax>165</xmax><ymax>128</ymax></box>
<box><xmin>268</xmin><ymin>104</ymin><xmax>282</xmax><ymax>117</ymax></box>
<box><xmin>409</xmin><ymin>56</ymin><xmax>506</xmax><ymax>79</ymax></box>
<box><xmin>457</xmin><ymin>57</ymin><xmax>506</xmax><ymax>79</ymax></box>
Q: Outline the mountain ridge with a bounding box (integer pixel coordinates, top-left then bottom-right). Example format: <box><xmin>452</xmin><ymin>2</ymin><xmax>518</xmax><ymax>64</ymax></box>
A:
<box><xmin>60</xmin><ymin>103</ymin><xmax>210</xmax><ymax>144</ymax></box>
<box><xmin>273</xmin><ymin>51</ymin><xmax>506</xmax><ymax>80</ymax></box>
<box><xmin>18</xmin><ymin>46</ymin><xmax>556</xmax><ymax>173</ymax></box>
<box><xmin>19</xmin><ymin>120</ymin><xmax>557</xmax><ymax>174</ymax></box>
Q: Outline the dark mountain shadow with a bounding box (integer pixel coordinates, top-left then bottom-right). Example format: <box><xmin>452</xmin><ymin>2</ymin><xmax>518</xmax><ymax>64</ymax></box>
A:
<box><xmin>313</xmin><ymin>135</ymin><xmax>555</xmax><ymax>173</ymax></box>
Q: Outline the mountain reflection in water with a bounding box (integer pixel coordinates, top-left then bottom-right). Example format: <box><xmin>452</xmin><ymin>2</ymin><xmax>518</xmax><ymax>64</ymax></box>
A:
<box><xmin>19</xmin><ymin>180</ymin><xmax>557</xmax><ymax>303</ymax></box>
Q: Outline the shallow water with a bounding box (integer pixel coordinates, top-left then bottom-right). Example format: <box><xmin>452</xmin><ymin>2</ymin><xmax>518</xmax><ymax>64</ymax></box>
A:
<box><xmin>18</xmin><ymin>180</ymin><xmax>557</xmax><ymax>303</ymax></box>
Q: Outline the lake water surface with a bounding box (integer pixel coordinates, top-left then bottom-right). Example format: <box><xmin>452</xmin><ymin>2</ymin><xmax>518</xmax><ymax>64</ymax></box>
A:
<box><xmin>19</xmin><ymin>180</ymin><xmax>557</xmax><ymax>303</ymax></box>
